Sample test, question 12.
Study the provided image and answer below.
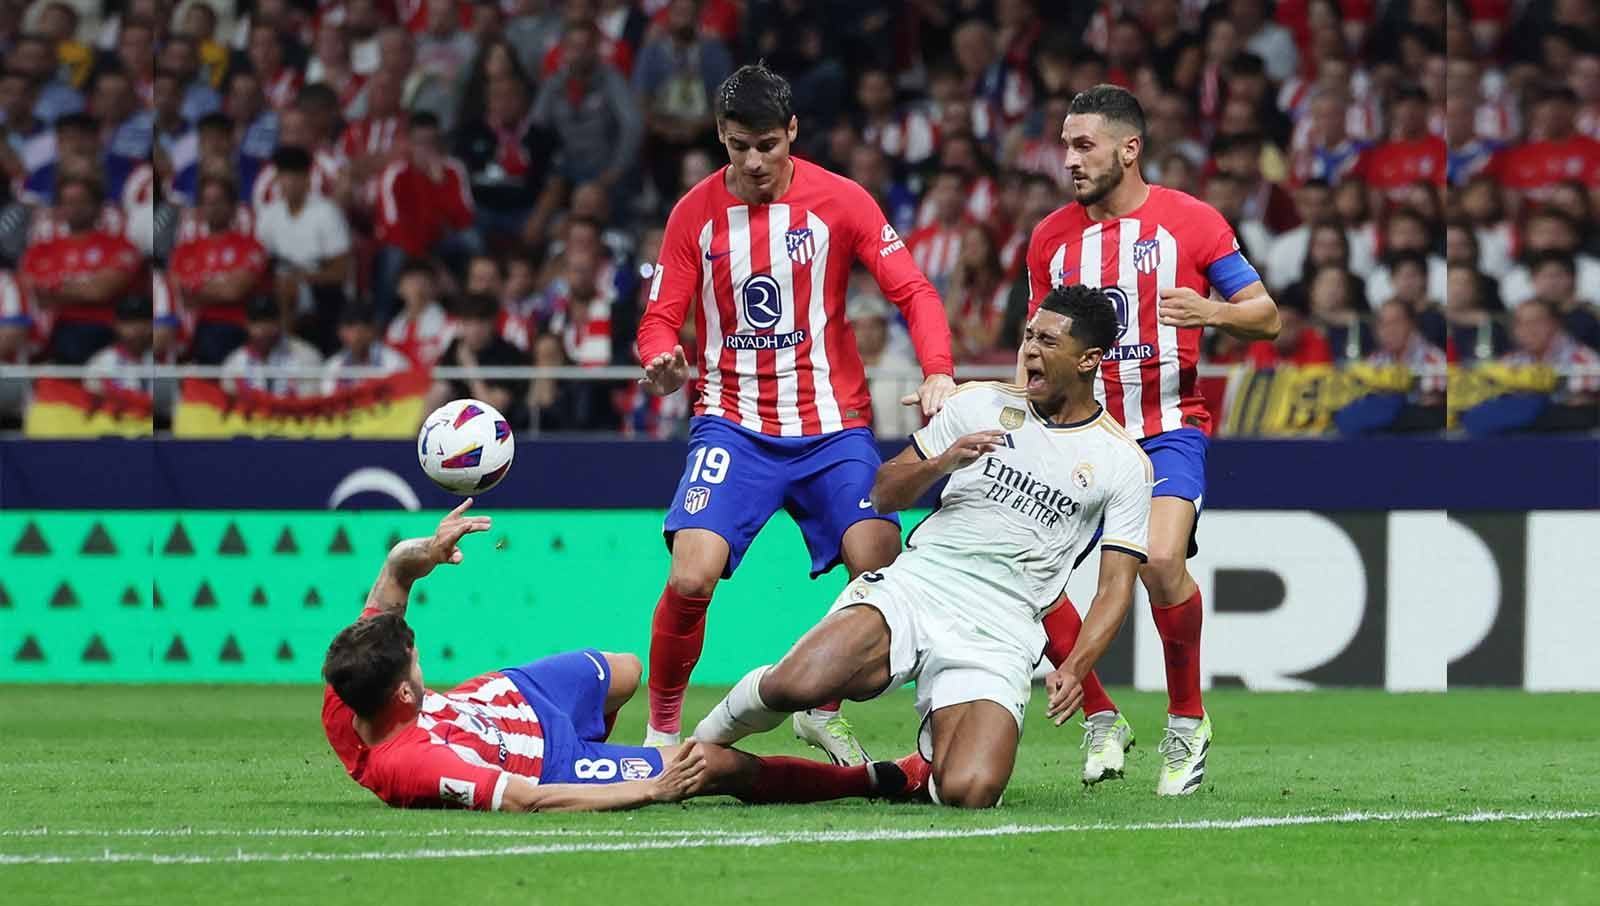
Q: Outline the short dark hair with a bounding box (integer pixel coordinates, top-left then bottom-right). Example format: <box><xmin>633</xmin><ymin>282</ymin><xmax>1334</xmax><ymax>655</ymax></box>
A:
<box><xmin>272</xmin><ymin>145</ymin><xmax>313</xmax><ymax>172</ymax></box>
<box><xmin>1387</xmin><ymin>249</ymin><xmax>1429</xmax><ymax>274</ymax></box>
<box><xmin>397</xmin><ymin>258</ymin><xmax>434</xmax><ymax>282</ymax></box>
<box><xmin>56</xmin><ymin>175</ymin><xmax>103</xmax><ymax>203</ymax></box>
<box><xmin>339</xmin><ymin>298</ymin><xmax>377</xmax><ymax>325</ymax></box>
<box><xmin>1039</xmin><ymin>284</ymin><xmax>1119</xmax><ymax>353</ymax></box>
<box><xmin>245</xmin><ymin>294</ymin><xmax>279</xmax><ymax>321</ymax></box>
<box><xmin>456</xmin><ymin>292</ymin><xmax>500</xmax><ymax>320</ymax></box>
<box><xmin>409</xmin><ymin>110</ymin><xmax>441</xmax><ymax>132</ymax></box>
<box><xmin>322</xmin><ymin>613</ymin><xmax>416</xmax><ymax>720</ymax></box>
<box><xmin>1228</xmin><ymin>52</ymin><xmax>1266</xmax><ymax>78</ymax></box>
<box><xmin>197</xmin><ymin>174</ymin><xmax>237</xmax><ymax>203</ymax></box>
<box><xmin>1528</xmin><ymin>249</ymin><xmax>1577</xmax><ymax>276</ymax></box>
<box><xmin>297</xmin><ymin>83</ymin><xmax>340</xmax><ymax>114</ymax></box>
<box><xmin>1068</xmin><ymin>83</ymin><xmax>1146</xmax><ymax>143</ymax></box>
<box><xmin>55</xmin><ymin>111</ymin><xmax>96</xmax><ymax>133</ymax></box>
<box><xmin>198</xmin><ymin>111</ymin><xmax>233</xmax><ymax>133</ymax></box>
<box><xmin>714</xmin><ymin>63</ymin><xmax>794</xmax><ymax>131</ymax></box>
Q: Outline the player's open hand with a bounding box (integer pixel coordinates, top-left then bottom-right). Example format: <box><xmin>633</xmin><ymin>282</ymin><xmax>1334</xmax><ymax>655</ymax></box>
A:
<box><xmin>1157</xmin><ymin>286</ymin><xmax>1220</xmax><ymax>328</ymax></box>
<box><xmin>652</xmin><ymin>739</ymin><xmax>709</xmax><ymax>802</ymax></box>
<box><xmin>429</xmin><ymin>497</ymin><xmax>493</xmax><ymax>566</ymax></box>
<box><xmin>639</xmin><ymin>345</ymin><xmax>690</xmax><ymax>395</ymax></box>
<box><xmin>901</xmin><ymin>373</ymin><xmax>957</xmax><ymax>416</ymax></box>
<box><xmin>1044</xmin><ymin>667</ymin><xmax>1084</xmax><ymax>726</ymax></box>
<box><xmin>936</xmin><ymin>430</ymin><xmax>1007</xmax><ymax>475</ymax></box>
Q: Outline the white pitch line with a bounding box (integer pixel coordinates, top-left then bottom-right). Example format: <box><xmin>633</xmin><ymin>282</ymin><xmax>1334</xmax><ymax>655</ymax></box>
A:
<box><xmin>1</xmin><ymin>810</ymin><xmax>1595</xmax><ymax>866</ymax></box>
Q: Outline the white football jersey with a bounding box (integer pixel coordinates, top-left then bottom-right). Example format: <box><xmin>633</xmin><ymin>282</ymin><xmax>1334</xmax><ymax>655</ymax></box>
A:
<box><xmin>896</xmin><ymin>381</ymin><xmax>1152</xmax><ymax>650</ymax></box>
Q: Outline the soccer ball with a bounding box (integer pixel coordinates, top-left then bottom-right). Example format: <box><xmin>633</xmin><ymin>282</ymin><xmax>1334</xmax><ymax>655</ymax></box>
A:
<box><xmin>417</xmin><ymin>399</ymin><xmax>515</xmax><ymax>495</ymax></box>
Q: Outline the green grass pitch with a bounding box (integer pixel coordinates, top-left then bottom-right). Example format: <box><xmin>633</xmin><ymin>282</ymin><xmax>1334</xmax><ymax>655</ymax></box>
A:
<box><xmin>2</xmin><ymin>685</ymin><xmax>1596</xmax><ymax>905</ymax></box>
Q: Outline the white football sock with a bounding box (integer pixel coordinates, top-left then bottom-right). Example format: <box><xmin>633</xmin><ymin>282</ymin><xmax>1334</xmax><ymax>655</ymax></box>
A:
<box><xmin>691</xmin><ymin>665</ymin><xmax>788</xmax><ymax>745</ymax></box>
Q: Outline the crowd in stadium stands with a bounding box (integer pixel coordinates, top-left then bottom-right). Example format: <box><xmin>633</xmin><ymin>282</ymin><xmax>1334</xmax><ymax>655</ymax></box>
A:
<box><xmin>0</xmin><ymin>0</ymin><xmax>1596</xmax><ymax>433</ymax></box>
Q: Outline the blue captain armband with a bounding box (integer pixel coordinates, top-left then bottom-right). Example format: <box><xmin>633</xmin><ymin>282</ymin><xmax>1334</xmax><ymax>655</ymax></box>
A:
<box><xmin>1206</xmin><ymin>251</ymin><xmax>1261</xmax><ymax>300</ymax></box>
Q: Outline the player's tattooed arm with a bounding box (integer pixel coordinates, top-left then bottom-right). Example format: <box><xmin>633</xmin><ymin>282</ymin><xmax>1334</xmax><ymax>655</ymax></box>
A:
<box><xmin>1045</xmin><ymin>549</ymin><xmax>1142</xmax><ymax>725</ymax></box>
<box><xmin>363</xmin><ymin>498</ymin><xmax>493</xmax><ymax>617</ymax></box>
<box><xmin>871</xmin><ymin>430</ymin><xmax>1006</xmax><ymax>513</ymax></box>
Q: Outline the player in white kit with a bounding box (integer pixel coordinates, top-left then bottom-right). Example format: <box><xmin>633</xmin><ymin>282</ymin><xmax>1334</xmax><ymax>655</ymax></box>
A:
<box><xmin>693</xmin><ymin>285</ymin><xmax>1152</xmax><ymax>807</ymax></box>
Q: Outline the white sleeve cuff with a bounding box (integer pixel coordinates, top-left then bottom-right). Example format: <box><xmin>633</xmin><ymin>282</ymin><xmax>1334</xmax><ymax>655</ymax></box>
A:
<box><xmin>490</xmin><ymin>772</ymin><xmax>510</xmax><ymax>811</ymax></box>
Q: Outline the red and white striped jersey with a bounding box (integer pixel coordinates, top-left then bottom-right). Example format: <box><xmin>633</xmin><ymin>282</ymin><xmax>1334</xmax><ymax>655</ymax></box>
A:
<box><xmin>915</xmin><ymin>176</ymin><xmax>996</xmax><ymax>229</ymax></box>
<box><xmin>638</xmin><ymin>157</ymin><xmax>953</xmax><ymax>437</ymax></box>
<box><xmin>906</xmin><ymin>222</ymin><xmax>965</xmax><ymax>292</ymax></box>
<box><xmin>1028</xmin><ymin>185</ymin><xmax>1255</xmax><ymax>440</ymax></box>
<box><xmin>251</xmin><ymin>147</ymin><xmax>345</xmax><ymax>211</ymax></box>
<box><xmin>386</xmin><ymin>301</ymin><xmax>455</xmax><ymax>366</ymax></box>
<box><xmin>1368</xmin><ymin>335</ymin><xmax>1448</xmax><ymax>395</ymax></box>
<box><xmin>323</xmin><ymin>670</ymin><xmax>546</xmax><ymax>811</ymax></box>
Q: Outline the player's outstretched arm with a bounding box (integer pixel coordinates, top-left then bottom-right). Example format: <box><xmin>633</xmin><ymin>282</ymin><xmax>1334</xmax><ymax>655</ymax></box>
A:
<box><xmin>362</xmin><ymin>498</ymin><xmax>493</xmax><ymax>618</ymax></box>
<box><xmin>871</xmin><ymin>430</ymin><xmax>1007</xmax><ymax>514</ymax></box>
<box><xmin>1045</xmin><ymin>549</ymin><xmax>1142</xmax><ymax>725</ymax></box>
<box><xmin>499</xmin><ymin>741</ymin><xmax>708</xmax><ymax>812</ymax></box>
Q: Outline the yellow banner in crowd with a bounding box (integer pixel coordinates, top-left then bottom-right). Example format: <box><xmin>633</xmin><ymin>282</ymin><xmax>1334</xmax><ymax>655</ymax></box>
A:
<box><xmin>24</xmin><ymin>378</ymin><xmax>153</xmax><ymax>437</ymax></box>
<box><xmin>173</xmin><ymin>371</ymin><xmax>430</xmax><ymax>439</ymax></box>
<box><xmin>1218</xmin><ymin>364</ymin><xmax>1414</xmax><ymax>437</ymax></box>
<box><xmin>1446</xmin><ymin>363</ymin><xmax>1558</xmax><ymax>420</ymax></box>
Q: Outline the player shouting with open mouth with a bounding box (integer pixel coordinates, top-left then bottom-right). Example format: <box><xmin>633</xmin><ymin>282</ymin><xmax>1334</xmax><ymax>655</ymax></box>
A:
<box><xmin>693</xmin><ymin>286</ymin><xmax>1152</xmax><ymax>808</ymax></box>
<box><xmin>635</xmin><ymin>64</ymin><xmax>956</xmax><ymax>762</ymax></box>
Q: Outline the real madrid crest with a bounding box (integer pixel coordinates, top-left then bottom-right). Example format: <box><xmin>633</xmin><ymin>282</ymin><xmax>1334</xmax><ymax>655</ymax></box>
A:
<box><xmin>1071</xmin><ymin>462</ymin><xmax>1094</xmax><ymax>490</ymax></box>
<box><xmin>999</xmin><ymin>407</ymin><xmax>1024</xmax><ymax>430</ymax></box>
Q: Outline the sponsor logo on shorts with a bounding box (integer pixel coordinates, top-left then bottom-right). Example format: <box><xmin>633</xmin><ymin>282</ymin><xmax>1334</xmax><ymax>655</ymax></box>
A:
<box><xmin>684</xmin><ymin>485</ymin><xmax>711</xmax><ymax>514</ymax></box>
<box><xmin>999</xmin><ymin>406</ymin><xmax>1024</xmax><ymax>430</ymax></box>
<box><xmin>620</xmin><ymin>757</ymin><xmax>654</xmax><ymax>780</ymax></box>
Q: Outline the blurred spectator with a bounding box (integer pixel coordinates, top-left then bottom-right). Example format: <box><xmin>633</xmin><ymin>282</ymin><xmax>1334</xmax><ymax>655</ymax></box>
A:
<box><xmin>919</xmin><ymin>133</ymin><xmax>997</xmax><ymax>227</ymax></box>
<box><xmin>1445</xmin><ymin>72</ymin><xmax>1503</xmax><ymax>187</ymax></box>
<box><xmin>542</xmin><ymin>0</ymin><xmax>638</xmax><ymax>78</ymax></box>
<box><xmin>907</xmin><ymin>169</ymin><xmax>969</xmax><ymax>300</ymax></box>
<box><xmin>505</xmin><ymin>0</ymin><xmax>565</xmax><ymax>76</ymax></box>
<box><xmin>339</xmin><ymin>67</ymin><xmax>408</xmax><ymax>218</ymax></box>
<box><xmin>542</xmin><ymin>243</ymin><xmax>620</xmax><ymax>367</ymax></box>
<box><xmin>744</xmin><ymin>0</ymin><xmax>847</xmax><ymax>130</ymax></box>
<box><xmin>1244</xmin><ymin>291</ymin><xmax>1333</xmax><ymax>367</ymax></box>
<box><xmin>1503</xmin><ymin>299</ymin><xmax>1600</xmax><ymax>420</ymax></box>
<box><xmin>1543</xmin><ymin>180</ymin><xmax>1600</xmax><ymax>257</ymax></box>
<box><xmin>1139</xmin><ymin>92</ymin><xmax>1205</xmax><ymax>185</ymax></box>
<box><xmin>110</xmin><ymin>14</ymin><xmax>157</xmax><ymax>102</ymax></box>
<box><xmin>856</xmin><ymin>66</ymin><xmax>935</xmax><ymax>170</ymax></box>
<box><xmin>454</xmin><ymin>74</ymin><xmax>561</xmax><ymax>247</ymax></box>
<box><xmin>457</xmin><ymin>38</ymin><xmax>534</xmax><ymax>131</ymax></box>
<box><xmin>1203</xmin><ymin>169</ymin><xmax>1273</xmax><ymax>268</ymax></box>
<box><xmin>1355</xmin><ymin>83</ymin><xmax>1446</xmax><ymax>210</ymax></box>
<box><xmin>566</xmin><ymin>183</ymin><xmax>637</xmax><ymax>266</ymax></box>
<box><xmin>633</xmin><ymin>0</ymin><xmax>732</xmax><ymax>210</ymax></box>
<box><xmin>1490</xmin><ymin>85</ymin><xmax>1600</xmax><ymax>210</ymax></box>
<box><xmin>0</xmin><ymin>269</ymin><xmax>45</xmax><ymax>369</ymax></box>
<box><xmin>1498</xmin><ymin>209</ymin><xmax>1600</xmax><ymax>309</ymax></box>
<box><xmin>221</xmin><ymin>295</ymin><xmax>325</xmax><ymax>397</ymax></box>
<box><xmin>151</xmin><ymin>66</ymin><xmax>187</xmax><ymax>178</ymax></box>
<box><xmin>1446</xmin><ymin>264</ymin><xmax>1509</xmax><ymax>363</ymax></box>
<box><xmin>849</xmin><ymin>290</ymin><xmax>920</xmax><ymax>440</ymax></box>
<box><xmin>222</xmin><ymin>67</ymin><xmax>279</xmax><ymax>199</ymax></box>
<box><xmin>1305</xmin><ymin>267</ymin><xmax>1372</xmax><ymax>363</ymax></box>
<box><xmin>1</xmin><ymin>69</ymin><xmax>48</xmax><ymax>203</ymax></box>
<box><xmin>36</xmin><ymin>3</ymin><xmax>92</xmax><ymax>92</ymax></box>
<box><xmin>177</xmin><ymin>1</ymin><xmax>231</xmax><ymax>90</ymax></box>
<box><xmin>1264</xmin><ymin>179</ymin><xmax>1332</xmax><ymax>289</ymax></box>
<box><xmin>1331</xmin><ymin>179</ymin><xmax>1380</xmax><ymax>276</ymax></box>
<box><xmin>253</xmin><ymin>87</ymin><xmax>347</xmax><ymax>211</ymax></box>
<box><xmin>91</xmin><ymin>67</ymin><xmax>154</xmax><ymax>202</ymax></box>
<box><xmin>532</xmin><ymin>20</ymin><xmax>643</xmax><ymax>217</ymax></box>
<box><xmin>246</xmin><ymin>21</ymin><xmax>302</xmax><ymax>112</ymax></box>
<box><xmin>431</xmin><ymin>293</ymin><xmax>529</xmax><ymax>428</ymax></box>
<box><xmin>1382</xmin><ymin>250</ymin><xmax>1448</xmax><ymax>347</ymax></box>
<box><xmin>951</xmin><ymin>17</ymin><xmax>1030</xmax><ymax>131</ymax></box>
<box><xmin>946</xmin><ymin>223</ymin><xmax>1010</xmax><ymax>363</ymax></box>
<box><xmin>1212</xmin><ymin>132</ymin><xmax>1298</xmax><ymax>233</ymax></box>
<box><xmin>254</xmin><ymin>146</ymin><xmax>354</xmax><ymax>352</ymax></box>
<box><xmin>1289</xmin><ymin>88</ymin><xmax>1371</xmax><ymax>186</ymax></box>
<box><xmin>157</xmin><ymin>33</ymin><xmax>222</xmax><ymax>122</ymax></box>
<box><xmin>84</xmin><ymin>295</ymin><xmax>154</xmax><ymax>395</ymax></box>
<box><xmin>415</xmin><ymin>0</ymin><xmax>479</xmax><ymax>130</ymax></box>
<box><xmin>385</xmin><ymin>259</ymin><xmax>455</xmax><ymax>367</ymax></box>
<box><xmin>10</xmin><ymin>33</ymin><xmax>84</xmax><ymax>124</ymax></box>
<box><xmin>18</xmin><ymin>177</ymin><xmax>142</xmax><ymax>364</ymax></box>
<box><xmin>529</xmin><ymin>332</ymin><xmax>613</xmax><ymax>432</ymax></box>
<box><xmin>1221</xmin><ymin>53</ymin><xmax>1291</xmax><ymax>151</ymax></box>
<box><xmin>305</xmin><ymin>22</ymin><xmax>369</xmax><ymax>118</ymax></box>
<box><xmin>1526</xmin><ymin>251</ymin><xmax>1600</xmax><ymax>350</ymax></box>
<box><xmin>169</xmin><ymin>175</ymin><xmax>270</xmax><ymax>364</ymax></box>
<box><xmin>1362</xmin><ymin>299</ymin><xmax>1447</xmax><ymax>429</ymax></box>
<box><xmin>18</xmin><ymin>111</ymin><xmax>96</xmax><ymax>207</ymax></box>
<box><xmin>1229</xmin><ymin>0</ymin><xmax>1298</xmax><ymax>82</ymax></box>
<box><xmin>322</xmin><ymin>299</ymin><xmax>410</xmax><ymax>393</ymax></box>
<box><xmin>1365</xmin><ymin>207</ymin><xmax>1445</xmax><ymax>309</ymax></box>
<box><xmin>1458</xmin><ymin>175</ymin><xmax>1514</xmax><ymax>277</ymax></box>
<box><xmin>170</xmin><ymin>111</ymin><xmax>234</xmax><ymax>207</ymax></box>
<box><xmin>373</xmin><ymin>112</ymin><xmax>482</xmax><ymax>319</ymax></box>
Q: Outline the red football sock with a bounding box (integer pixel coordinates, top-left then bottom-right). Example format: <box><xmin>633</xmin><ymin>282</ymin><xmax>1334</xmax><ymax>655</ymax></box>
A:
<box><xmin>647</xmin><ymin>585</ymin><xmax>711</xmax><ymax>733</ymax></box>
<box><xmin>816</xmin><ymin>700</ymin><xmax>843</xmax><ymax>712</ymax></box>
<box><xmin>1041</xmin><ymin>596</ymin><xmax>1118</xmax><ymax>716</ymax></box>
<box><xmin>738</xmin><ymin>756</ymin><xmax>874</xmax><ymax>804</ymax></box>
<box><xmin>1151</xmin><ymin>589</ymin><xmax>1204</xmax><ymax>718</ymax></box>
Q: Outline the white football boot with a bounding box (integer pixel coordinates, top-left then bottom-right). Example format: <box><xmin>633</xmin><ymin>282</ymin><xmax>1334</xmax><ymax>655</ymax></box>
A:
<box><xmin>792</xmin><ymin>708</ymin><xmax>870</xmax><ymax>766</ymax></box>
<box><xmin>1080</xmin><ymin>711</ymin><xmax>1135</xmax><ymax>785</ymax></box>
<box><xmin>1156</xmin><ymin>712</ymin><xmax>1212</xmax><ymax>796</ymax></box>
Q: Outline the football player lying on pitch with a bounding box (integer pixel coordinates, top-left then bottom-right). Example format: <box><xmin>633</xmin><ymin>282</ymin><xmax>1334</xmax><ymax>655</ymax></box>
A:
<box><xmin>320</xmin><ymin>501</ymin><xmax>915</xmax><ymax>811</ymax></box>
<box><xmin>693</xmin><ymin>285</ymin><xmax>1153</xmax><ymax>807</ymax></box>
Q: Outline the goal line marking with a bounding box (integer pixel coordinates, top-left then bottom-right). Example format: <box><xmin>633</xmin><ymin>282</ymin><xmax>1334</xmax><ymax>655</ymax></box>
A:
<box><xmin>3</xmin><ymin>810</ymin><xmax>1594</xmax><ymax>866</ymax></box>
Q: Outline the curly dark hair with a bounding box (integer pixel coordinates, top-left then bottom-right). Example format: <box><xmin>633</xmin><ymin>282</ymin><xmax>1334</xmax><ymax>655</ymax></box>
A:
<box><xmin>1040</xmin><ymin>284</ymin><xmax>1120</xmax><ymax>353</ymax></box>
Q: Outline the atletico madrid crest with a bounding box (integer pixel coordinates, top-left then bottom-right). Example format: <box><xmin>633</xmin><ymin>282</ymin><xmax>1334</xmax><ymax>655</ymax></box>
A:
<box><xmin>786</xmin><ymin>228</ymin><xmax>816</xmax><ymax>265</ymax></box>
<box><xmin>684</xmin><ymin>485</ymin><xmax>711</xmax><ymax>514</ymax></box>
<box><xmin>1133</xmin><ymin>238</ymin><xmax>1161</xmax><ymax>275</ymax></box>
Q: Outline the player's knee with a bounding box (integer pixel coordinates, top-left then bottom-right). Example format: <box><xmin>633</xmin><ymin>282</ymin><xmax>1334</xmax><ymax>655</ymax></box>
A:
<box><xmin>603</xmin><ymin>652</ymin><xmax>642</xmax><ymax>699</ymax></box>
<box><xmin>758</xmin><ymin>660</ymin><xmax>829</xmax><ymax>713</ymax></box>
<box><xmin>666</xmin><ymin>566</ymin><xmax>718</xmax><ymax>600</ymax></box>
<box><xmin>1139</xmin><ymin>554</ymin><xmax>1187</xmax><ymax>601</ymax></box>
<box><xmin>932</xmin><ymin>763</ymin><xmax>1006</xmax><ymax>809</ymax></box>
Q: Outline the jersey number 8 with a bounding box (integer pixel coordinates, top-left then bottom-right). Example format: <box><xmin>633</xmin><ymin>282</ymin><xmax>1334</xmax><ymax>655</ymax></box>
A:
<box><xmin>573</xmin><ymin>758</ymin><xmax>618</xmax><ymax>780</ymax></box>
<box><xmin>688</xmin><ymin>446</ymin><xmax>731</xmax><ymax>484</ymax></box>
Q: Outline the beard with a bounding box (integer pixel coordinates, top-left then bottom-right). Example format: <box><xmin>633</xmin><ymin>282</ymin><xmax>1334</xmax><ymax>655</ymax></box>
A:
<box><xmin>1074</xmin><ymin>164</ymin><xmax>1125</xmax><ymax>208</ymax></box>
